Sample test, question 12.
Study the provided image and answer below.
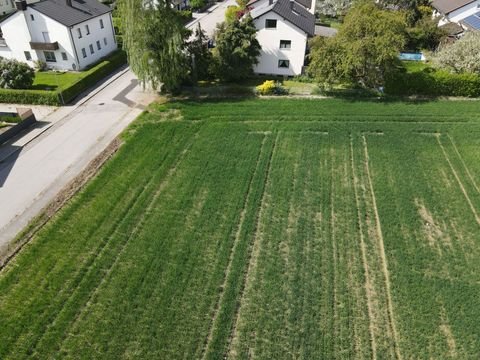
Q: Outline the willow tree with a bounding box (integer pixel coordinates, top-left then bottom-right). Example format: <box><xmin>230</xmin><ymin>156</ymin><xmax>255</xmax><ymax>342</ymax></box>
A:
<box><xmin>119</xmin><ymin>0</ymin><xmax>188</xmax><ymax>92</ymax></box>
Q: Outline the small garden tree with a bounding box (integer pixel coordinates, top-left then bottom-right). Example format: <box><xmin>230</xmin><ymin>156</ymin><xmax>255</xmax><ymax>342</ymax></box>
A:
<box><xmin>186</xmin><ymin>23</ymin><xmax>213</xmax><ymax>83</ymax></box>
<box><xmin>0</xmin><ymin>58</ymin><xmax>34</xmax><ymax>89</ymax></box>
<box><xmin>308</xmin><ymin>1</ymin><xmax>406</xmax><ymax>88</ymax></box>
<box><xmin>431</xmin><ymin>32</ymin><xmax>480</xmax><ymax>74</ymax></box>
<box><xmin>211</xmin><ymin>15</ymin><xmax>261</xmax><ymax>82</ymax></box>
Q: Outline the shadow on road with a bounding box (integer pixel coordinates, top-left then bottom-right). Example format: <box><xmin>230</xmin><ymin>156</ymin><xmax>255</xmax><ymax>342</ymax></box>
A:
<box><xmin>0</xmin><ymin>145</ymin><xmax>21</xmax><ymax>187</ymax></box>
<box><xmin>113</xmin><ymin>79</ymin><xmax>145</xmax><ymax>109</ymax></box>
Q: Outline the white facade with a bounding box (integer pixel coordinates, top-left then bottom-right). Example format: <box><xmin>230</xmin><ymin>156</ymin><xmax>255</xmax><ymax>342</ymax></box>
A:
<box><xmin>0</xmin><ymin>5</ymin><xmax>116</xmax><ymax>70</ymax></box>
<box><xmin>69</xmin><ymin>15</ymin><xmax>117</xmax><ymax>69</ymax></box>
<box><xmin>0</xmin><ymin>0</ymin><xmax>14</xmax><ymax>15</ymax></box>
<box><xmin>435</xmin><ymin>0</ymin><xmax>480</xmax><ymax>25</ymax></box>
<box><xmin>253</xmin><ymin>12</ymin><xmax>308</xmax><ymax>76</ymax></box>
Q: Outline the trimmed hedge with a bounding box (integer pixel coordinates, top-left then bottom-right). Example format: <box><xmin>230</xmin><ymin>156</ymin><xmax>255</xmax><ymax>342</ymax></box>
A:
<box><xmin>0</xmin><ymin>50</ymin><xmax>127</xmax><ymax>106</ymax></box>
<box><xmin>0</xmin><ymin>89</ymin><xmax>60</xmax><ymax>105</ymax></box>
<box><xmin>385</xmin><ymin>65</ymin><xmax>480</xmax><ymax>97</ymax></box>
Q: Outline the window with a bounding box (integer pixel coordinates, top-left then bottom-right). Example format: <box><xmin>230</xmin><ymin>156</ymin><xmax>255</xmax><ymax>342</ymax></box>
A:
<box><xmin>280</xmin><ymin>40</ymin><xmax>291</xmax><ymax>49</ymax></box>
<box><xmin>30</xmin><ymin>14</ymin><xmax>34</xmax><ymax>21</ymax></box>
<box><xmin>100</xmin><ymin>19</ymin><xmax>104</xmax><ymax>29</ymax></box>
<box><xmin>89</xmin><ymin>44</ymin><xmax>94</xmax><ymax>54</ymax></box>
<box><xmin>96</xmin><ymin>40</ymin><xmax>101</xmax><ymax>50</ymax></box>
<box><xmin>81</xmin><ymin>48</ymin><xmax>87</xmax><ymax>58</ymax></box>
<box><xmin>85</xmin><ymin>24</ymin><xmax>90</xmax><ymax>35</ymax></box>
<box><xmin>278</xmin><ymin>59</ymin><xmax>289</xmax><ymax>68</ymax></box>
<box><xmin>103</xmin><ymin>37</ymin><xmax>107</xmax><ymax>46</ymax></box>
<box><xmin>265</xmin><ymin>19</ymin><xmax>277</xmax><ymax>28</ymax></box>
<box><xmin>24</xmin><ymin>51</ymin><xmax>31</xmax><ymax>61</ymax></box>
<box><xmin>77</xmin><ymin>28</ymin><xmax>82</xmax><ymax>38</ymax></box>
<box><xmin>61</xmin><ymin>52</ymin><xmax>67</xmax><ymax>60</ymax></box>
<box><xmin>44</xmin><ymin>51</ymin><xmax>56</xmax><ymax>62</ymax></box>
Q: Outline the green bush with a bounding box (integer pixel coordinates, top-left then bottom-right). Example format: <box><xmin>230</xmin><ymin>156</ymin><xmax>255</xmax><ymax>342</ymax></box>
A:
<box><xmin>0</xmin><ymin>58</ymin><xmax>35</xmax><ymax>89</ymax></box>
<box><xmin>0</xmin><ymin>50</ymin><xmax>127</xmax><ymax>105</ymax></box>
<box><xmin>178</xmin><ymin>10</ymin><xmax>192</xmax><ymax>23</ymax></box>
<box><xmin>385</xmin><ymin>64</ymin><xmax>480</xmax><ymax>97</ymax></box>
<box><xmin>255</xmin><ymin>80</ymin><xmax>288</xmax><ymax>95</ymax></box>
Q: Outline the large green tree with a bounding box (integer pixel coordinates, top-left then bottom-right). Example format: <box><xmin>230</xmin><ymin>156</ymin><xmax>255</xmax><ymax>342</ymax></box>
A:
<box><xmin>119</xmin><ymin>0</ymin><xmax>188</xmax><ymax>92</ymax></box>
<box><xmin>211</xmin><ymin>15</ymin><xmax>261</xmax><ymax>82</ymax></box>
<box><xmin>308</xmin><ymin>1</ymin><xmax>406</xmax><ymax>88</ymax></box>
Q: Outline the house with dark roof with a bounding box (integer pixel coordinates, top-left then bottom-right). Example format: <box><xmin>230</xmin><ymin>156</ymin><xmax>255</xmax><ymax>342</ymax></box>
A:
<box><xmin>0</xmin><ymin>0</ymin><xmax>116</xmax><ymax>70</ymax></box>
<box><xmin>248</xmin><ymin>0</ymin><xmax>316</xmax><ymax>76</ymax></box>
<box><xmin>432</xmin><ymin>0</ymin><xmax>480</xmax><ymax>26</ymax></box>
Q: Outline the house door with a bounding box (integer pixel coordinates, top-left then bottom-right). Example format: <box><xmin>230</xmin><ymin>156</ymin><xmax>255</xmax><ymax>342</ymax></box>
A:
<box><xmin>42</xmin><ymin>32</ymin><xmax>50</xmax><ymax>42</ymax></box>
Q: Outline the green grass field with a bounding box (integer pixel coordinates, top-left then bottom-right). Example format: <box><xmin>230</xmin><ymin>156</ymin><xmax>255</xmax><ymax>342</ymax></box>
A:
<box><xmin>1</xmin><ymin>98</ymin><xmax>480</xmax><ymax>359</ymax></box>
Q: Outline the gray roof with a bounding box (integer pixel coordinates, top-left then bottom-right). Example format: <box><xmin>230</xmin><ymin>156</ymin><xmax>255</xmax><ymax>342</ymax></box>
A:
<box><xmin>30</xmin><ymin>0</ymin><xmax>111</xmax><ymax>27</ymax></box>
<box><xmin>314</xmin><ymin>25</ymin><xmax>337</xmax><ymax>37</ymax></box>
<box><xmin>294</xmin><ymin>0</ymin><xmax>311</xmax><ymax>9</ymax></box>
<box><xmin>439</xmin><ymin>21</ymin><xmax>465</xmax><ymax>34</ymax></box>
<box><xmin>251</xmin><ymin>0</ymin><xmax>315</xmax><ymax>36</ymax></box>
<box><xmin>432</xmin><ymin>0</ymin><xmax>476</xmax><ymax>14</ymax></box>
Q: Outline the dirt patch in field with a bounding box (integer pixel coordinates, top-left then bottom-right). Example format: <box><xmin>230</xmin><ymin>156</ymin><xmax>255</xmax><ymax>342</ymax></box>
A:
<box><xmin>0</xmin><ymin>137</ymin><xmax>123</xmax><ymax>270</ymax></box>
<box><xmin>415</xmin><ymin>199</ymin><xmax>452</xmax><ymax>253</ymax></box>
<box><xmin>440</xmin><ymin>308</ymin><xmax>457</xmax><ymax>358</ymax></box>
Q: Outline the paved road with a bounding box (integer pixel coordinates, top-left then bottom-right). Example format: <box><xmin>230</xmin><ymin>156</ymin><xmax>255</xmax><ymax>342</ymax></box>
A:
<box><xmin>187</xmin><ymin>0</ymin><xmax>237</xmax><ymax>37</ymax></box>
<box><xmin>0</xmin><ymin>69</ymin><xmax>156</xmax><ymax>251</ymax></box>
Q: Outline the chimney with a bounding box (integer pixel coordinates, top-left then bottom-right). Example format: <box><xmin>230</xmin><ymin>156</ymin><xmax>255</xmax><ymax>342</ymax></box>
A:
<box><xmin>66</xmin><ymin>0</ymin><xmax>72</xmax><ymax>7</ymax></box>
<box><xmin>15</xmin><ymin>0</ymin><xmax>27</xmax><ymax>10</ymax></box>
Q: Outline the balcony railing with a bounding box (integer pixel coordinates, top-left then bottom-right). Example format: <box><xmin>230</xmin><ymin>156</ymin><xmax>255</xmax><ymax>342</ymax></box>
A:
<box><xmin>30</xmin><ymin>41</ymin><xmax>59</xmax><ymax>51</ymax></box>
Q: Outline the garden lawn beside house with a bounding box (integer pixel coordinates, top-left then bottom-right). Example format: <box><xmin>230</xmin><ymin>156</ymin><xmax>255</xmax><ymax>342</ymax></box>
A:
<box><xmin>1</xmin><ymin>98</ymin><xmax>480</xmax><ymax>359</ymax></box>
<box><xmin>0</xmin><ymin>50</ymin><xmax>126</xmax><ymax>105</ymax></box>
<box><xmin>32</xmin><ymin>72</ymin><xmax>86</xmax><ymax>91</ymax></box>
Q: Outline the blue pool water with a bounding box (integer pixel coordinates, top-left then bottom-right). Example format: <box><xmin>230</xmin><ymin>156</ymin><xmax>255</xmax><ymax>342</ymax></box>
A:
<box><xmin>399</xmin><ymin>52</ymin><xmax>424</xmax><ymax>61</ymax></box>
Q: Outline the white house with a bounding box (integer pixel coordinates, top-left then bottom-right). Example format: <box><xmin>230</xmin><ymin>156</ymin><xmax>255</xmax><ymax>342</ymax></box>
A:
<box><xmin>248</xmin><ymin>0</ymin><xmax>315</xmax><ymax>76</ymax></box>
<box><xmin>0</xmin><ymin>0</ymin><xmax>15</xmax><ymax>16</ymax></box>
<box><xmin>0</xmin><ymin>0</ymin><xmax>117</xmax><ymax>70</ymax></box>
<box><xmin>432</xmin><ymin>0</ymin><xmax>480</xmax><ymax>26</ymax></box>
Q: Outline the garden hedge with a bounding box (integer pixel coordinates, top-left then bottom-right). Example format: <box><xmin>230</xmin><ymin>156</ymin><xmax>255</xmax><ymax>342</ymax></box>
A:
<box><xmin>385</xmin><ymin>65</ymin><xmax>480</xmax><ymax>97</ymax></box>
<box><xmin>0</xmin><ymin>50</ymin><xmax>127</xmax><ymax>106</ymax></box>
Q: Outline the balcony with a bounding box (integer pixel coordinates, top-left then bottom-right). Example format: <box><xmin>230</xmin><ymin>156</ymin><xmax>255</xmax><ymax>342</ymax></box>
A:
<box><xmin>29</xmin><ymin>41</ymin><xmax>59</xmax><ymax>51</ymax></box>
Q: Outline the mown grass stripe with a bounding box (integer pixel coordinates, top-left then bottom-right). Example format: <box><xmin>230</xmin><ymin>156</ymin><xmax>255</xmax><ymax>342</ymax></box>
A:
<box><xmin>226</xmin><ymin>133</ymin><xmax>279</xmax><ymax>359</ymax></box>
<box><xmin>350</xmin><ymin>134</ymin><xmax>377</xmax><ymax>360</ymax></box>
<box><xmin>201</xmin><ymin>135</ymin><xmax>267</xmax><ymax>359</ymax></box>
<box><xmin>362</xmin><ymin>135</ymin><xmax>401</xmax><ymax>360</ymax></box>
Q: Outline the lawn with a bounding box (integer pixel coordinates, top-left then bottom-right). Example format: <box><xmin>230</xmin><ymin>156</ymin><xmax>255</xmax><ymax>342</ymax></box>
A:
<box><xmin>1</xmin><ymin>98</ymin><xmax>480</xmax><ymax>359</ymax></box>
<box><xmin>31</xmin><ymin>71</ymin><xmax>84</xmax><ymax>91</ymax></box>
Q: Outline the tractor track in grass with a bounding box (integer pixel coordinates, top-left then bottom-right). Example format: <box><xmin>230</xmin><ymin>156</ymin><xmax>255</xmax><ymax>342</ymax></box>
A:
<box><xmin>200</xmin><ymin>135</ymin><xmax>267</xmax><ymax>359</ymax></box>
<box><xmin>447</xmin><ymin>134</ymin><xmax>480</xmax><ymax>194</ymax></box>
<box><xmin>349</xmin><ymin>135</ymin><xmax>377</xmax><ymax>360</ymax></box>
<box><xmin>1</xmin><ymin>137</ymin><xmax>165</xmax><ymax>357</ymax></box>
<box><xmin>49</xmin><ymin>131</ymin><xmax>200</xmax><ymax>356</ymax></box>
<box><xmin>330</xmin><ymin>146</ymin><xmax>339</xmax><ymax>357</ymax></box>
<box><xmin>362</xmin><ymin>135</ymin><xmax>401</xmax><ymax>360</ymax></box>
<box><xmin>436</xmin><ymin>135</ymin><xmax>480</xmax><ymax>226</ymax></box>
<box><xmin>227</xmin><ymin>133</ymin><xmax>279</xmax><ymax>358</ymax></box>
